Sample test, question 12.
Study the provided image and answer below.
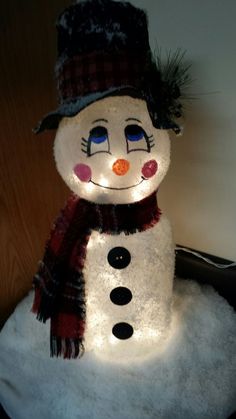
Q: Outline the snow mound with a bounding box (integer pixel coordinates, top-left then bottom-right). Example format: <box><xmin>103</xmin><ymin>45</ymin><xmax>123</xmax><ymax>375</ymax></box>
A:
<box><xmin>0</xmin><ymin>278</ymin><xmax>235</xmax><ymax>419</ymax></box>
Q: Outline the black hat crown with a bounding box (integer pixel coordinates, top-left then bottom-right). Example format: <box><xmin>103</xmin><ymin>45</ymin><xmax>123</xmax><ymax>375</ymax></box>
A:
<box><xmin>35</xmin><ymin>0</ymin><xmax>189</xmax><ymax>134</ymax></box>
<box><xmin>57</xmin><ymin>0</ymin><xmax>150</xmax><ymax>60</ymax></box>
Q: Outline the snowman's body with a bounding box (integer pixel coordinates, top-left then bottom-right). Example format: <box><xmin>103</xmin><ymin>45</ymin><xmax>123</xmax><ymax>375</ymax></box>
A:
<box><xmin>84</xmin><ymin>213</ymin><xmax>174</xmax><ymax>361</ymax></box>
<box><xmin>52</xmin><ymin>95</ymin><xmax>175</xmax><ymax>361</ymax></box>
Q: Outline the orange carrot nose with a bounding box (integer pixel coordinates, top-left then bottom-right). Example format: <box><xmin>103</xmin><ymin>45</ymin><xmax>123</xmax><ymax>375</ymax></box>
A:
<box><xmin>112</xmin><ymin>159</ymin><xmax>130</xmax><ymax>176</ymax></box>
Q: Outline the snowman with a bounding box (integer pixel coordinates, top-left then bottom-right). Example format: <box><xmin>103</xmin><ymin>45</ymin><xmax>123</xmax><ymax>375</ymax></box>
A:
<box><xmin>49</xmin><ymin>95</ymin><xmax>174</xmax><ymax>361</ymax></box>
<box><xmin>31</xmin><ymin>0</ymin><xmax>178</xmax><ymax>361</ymax></box>
<box><xmin>1</xmin><ymin>1</ymin><xmax>236</xmax><ymax>418</ymax></box>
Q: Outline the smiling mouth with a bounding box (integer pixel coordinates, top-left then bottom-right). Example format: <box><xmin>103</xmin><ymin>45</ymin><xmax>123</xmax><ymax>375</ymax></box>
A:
<box><xmin>90</xmin><ymin>176</ymin><xmax>146</xmax><ymax>190</ymax></box>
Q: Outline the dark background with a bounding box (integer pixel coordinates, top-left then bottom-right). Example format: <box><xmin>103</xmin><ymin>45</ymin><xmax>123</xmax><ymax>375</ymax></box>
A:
<box><xmin>0</xmin><ymin>0</ymin><xmax>72</xmax><ymax>326</ymax></box>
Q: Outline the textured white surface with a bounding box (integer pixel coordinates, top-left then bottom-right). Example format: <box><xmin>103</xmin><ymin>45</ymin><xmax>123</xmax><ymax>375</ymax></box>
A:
<box><xmin>0</xmin><ymin>279</ymin><xmax>235</xmax><ymax>419</ymax></box>
<box><xmin>54</xmin><ymin>96</ymin><xmax>170</xmax><ymax>204</ymax></box>
<box><xmin>84</xmin><ymin>216</ymin><xmax>174</xmax><ymax>361</ymax></box>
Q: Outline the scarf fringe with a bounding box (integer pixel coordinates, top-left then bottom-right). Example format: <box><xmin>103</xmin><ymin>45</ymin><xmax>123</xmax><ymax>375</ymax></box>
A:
<box><xmin>32</xmin><ymin>289</ymin><xmax>56</xmax><ymax>323</ymax></box>
<box><xmin>32</xmin><ymin>260</ymin><xmax>64</xmax><ymax>322</ymax></box>
<box><xmin>50</xmin><ymin>336</ymin><xmax>84</xmax><ymax>359</ymax></box>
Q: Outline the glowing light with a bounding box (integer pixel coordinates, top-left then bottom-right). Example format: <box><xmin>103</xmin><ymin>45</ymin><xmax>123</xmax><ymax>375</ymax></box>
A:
<box><xmin>131</xmin><ymin>180</ymin><xmax>150</xmax><ymax>202</ymax></box>
<box><xmin>98</xmin><ymin>176</ymin><xmax>110</xmax><ymax>187</ymax></box>
<box><xmin>70</xmin><ymin>173</ymin><xmax>79</xmax><ymax>186</ymax></box>
<box><xmin>84</xmin><ymin>182</ymin><xmax>95</xmax><ymax>193</ymax></box>
<box><xmin>94</xmin><ymin>336</ymin><xmax>104</xmax><ymax>349</ymax></box>
<box><xmin>87</xmin><ymin>234</ymin><xmax>107</xmax><ymax>250</ymax></box>
<box><xmin>87</xmin><ymin>311</ymin><xmax>109</xmax><ymax>327</ymax></box>
<box><xmin>132</xmin><ymin>329</ymin><xmax>161</xmax><ymax>341</ymax></box>
<box><xmin>109</xmin><ymin>334</ymin><xmax>119</xmax><ymax>346</ymax></box>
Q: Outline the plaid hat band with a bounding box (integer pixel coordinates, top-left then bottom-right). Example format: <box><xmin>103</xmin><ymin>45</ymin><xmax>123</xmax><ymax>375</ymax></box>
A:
<box><xmin>56</xmin><ymin>51</ymin><xmax>147</xmax><ymax>104</ymax></box>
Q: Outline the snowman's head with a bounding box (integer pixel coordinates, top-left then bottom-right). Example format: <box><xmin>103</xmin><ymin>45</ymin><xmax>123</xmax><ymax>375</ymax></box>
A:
<box><xmin>54</xmin><ymin>95</ymin><xmax>170</xmax><ymax>204</ymax></box>
<box><xmin>35</xmin><ymin>1</ymin><xmax>190</xmax><ymax>204</ymax></box>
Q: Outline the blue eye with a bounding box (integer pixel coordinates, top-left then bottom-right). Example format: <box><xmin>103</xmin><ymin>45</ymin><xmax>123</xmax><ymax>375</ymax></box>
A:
<box><xmin>125</xmin><ymin>125</ymin><xmax>145</xmax><ymax>142</ymax></box>
<box><xmin>124</xmin><ymin>124</ymin><xmax>154</xmax><ymax>154</ymax></box>
<box><xmin>89</xmin><ymin>126</ymin><xmax>108</xmax><ymax>144</ymax></box>
<box><xmin>81</xmin><ymin>125</ymin><xmax>110</xmax><ymax>156</ymax></box>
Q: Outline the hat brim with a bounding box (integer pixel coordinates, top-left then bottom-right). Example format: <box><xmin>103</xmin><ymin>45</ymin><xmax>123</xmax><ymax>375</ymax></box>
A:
<box><xmin>34</xmin><ymin>86</ymin><xmax>141</xmax><ymax>134</ymax></box>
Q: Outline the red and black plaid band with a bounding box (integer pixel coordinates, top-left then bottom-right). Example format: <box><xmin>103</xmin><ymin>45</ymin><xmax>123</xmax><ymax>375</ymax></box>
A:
<box><xmin>57</xmin><ymin>51</ymin><xmax>147</xmax><ymax>103</ymax></box>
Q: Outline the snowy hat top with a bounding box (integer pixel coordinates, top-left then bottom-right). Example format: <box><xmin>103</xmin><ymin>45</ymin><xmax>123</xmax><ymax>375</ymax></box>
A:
<box><xmin>56</xmin><ymin>0</ymin><xmax>150</xmax><ymax>60</ymax></box>
<box><xmin>35</xmin><ymin>0</ymin><xmax>189</xmax><ymax>134</ymax></box>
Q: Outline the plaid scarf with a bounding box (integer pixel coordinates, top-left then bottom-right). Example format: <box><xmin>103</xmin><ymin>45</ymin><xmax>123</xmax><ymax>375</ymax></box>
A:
<box><xmin>32</xmin><ymin>192</ymin><xmax>161</xmax><ymax>359</ymax></box>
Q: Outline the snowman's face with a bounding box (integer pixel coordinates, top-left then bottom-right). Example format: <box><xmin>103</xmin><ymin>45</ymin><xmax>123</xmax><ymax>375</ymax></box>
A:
<box><xmin>54</xmin><ymin>96</ymin><xmax>170</xmax><ymax>204</ymax></box>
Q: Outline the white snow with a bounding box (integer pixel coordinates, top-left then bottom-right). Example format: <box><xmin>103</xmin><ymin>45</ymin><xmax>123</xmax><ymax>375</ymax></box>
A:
<box><xmin>0</xmin><ymin>279</ymin><xmax>235</xmax><ymax>419</ymax></box>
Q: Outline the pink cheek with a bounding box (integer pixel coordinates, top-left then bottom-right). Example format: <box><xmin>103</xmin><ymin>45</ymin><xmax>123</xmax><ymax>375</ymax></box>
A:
<box><xmin>73</xmin><ymin>164</ymin><xmax>92</xmax><ymax>182</ymax></box>
<box><xmin>141</xmin><ymin>159</ymin><xmax>158</xmax><ymax>178</ymax></box>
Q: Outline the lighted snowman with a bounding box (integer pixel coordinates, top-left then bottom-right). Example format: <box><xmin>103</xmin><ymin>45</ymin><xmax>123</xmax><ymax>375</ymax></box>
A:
<box><xmin>31</xmin><ymin>0</ymin><xmax>180</xmax><ymax>361</ymax></box>
<box><xmin>51</xmin><ymin>95</ymin><xmax>174</xmax><ymax>361</ymax></box>
<box><xmin>1</xmin><ymin>1</ymin><xmax>235</xmax><ymax>419</ymax></box>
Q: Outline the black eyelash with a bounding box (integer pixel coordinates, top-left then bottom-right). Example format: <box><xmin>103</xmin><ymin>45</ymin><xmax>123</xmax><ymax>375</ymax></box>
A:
<box><xmin>144</xmin><ymin>133</ymin><xmax>154</xmax><ymax>152</ymax></box>
<box><xmin>81</xmin><ymin>137</ymin><xmax>90</xmax><ymax>156</ymax></box>
<box><xmin>147</xmin><ymin>135</ymin><xmax>155</xmax><ymax>151</ymax></box>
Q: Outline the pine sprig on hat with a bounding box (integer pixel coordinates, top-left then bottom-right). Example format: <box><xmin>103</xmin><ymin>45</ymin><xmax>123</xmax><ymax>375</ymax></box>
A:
<box><xmin>145</xmin><ymin>49</ymin><xmax>191</xmax><ymax>134</ymax></box>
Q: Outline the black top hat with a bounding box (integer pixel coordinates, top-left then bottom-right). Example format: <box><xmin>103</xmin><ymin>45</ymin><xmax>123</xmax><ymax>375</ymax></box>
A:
<box><xmin>35</xmin><ymin>0</ymin><xmax>189</xmax><ymax>134</ymax></box>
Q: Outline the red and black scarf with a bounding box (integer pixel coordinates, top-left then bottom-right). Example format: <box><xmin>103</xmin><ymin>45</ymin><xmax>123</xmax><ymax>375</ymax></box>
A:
<box><xmin>32</xmin><ymin>192</ymin><xmax>161</xmax><ymax>359</ymax></box>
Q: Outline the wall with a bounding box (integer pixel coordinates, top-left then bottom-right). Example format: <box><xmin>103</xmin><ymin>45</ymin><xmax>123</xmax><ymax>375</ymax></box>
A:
<box><xmin>131</xmin><ymin>0</ymin><xmax>236</xmax><ymax>261</ymax></box>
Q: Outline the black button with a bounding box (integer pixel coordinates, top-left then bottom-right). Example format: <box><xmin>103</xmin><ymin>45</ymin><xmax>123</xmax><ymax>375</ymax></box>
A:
<box><xmin>107</xmin><ymin>247</ymin><xmax>131</xmax><ymax>269</ymax></box>
<box><xmin>110</xmin><ymin>287</ymin><xmax>132</xmax><ymax>306</ymax></box>
<box><xmin>112</xmin><ymin>322</ymin><xmax>133</xmax><ymax>340</ymax></box>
